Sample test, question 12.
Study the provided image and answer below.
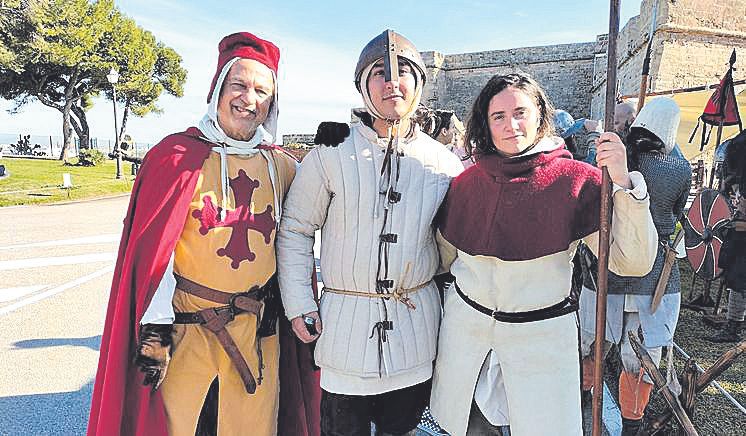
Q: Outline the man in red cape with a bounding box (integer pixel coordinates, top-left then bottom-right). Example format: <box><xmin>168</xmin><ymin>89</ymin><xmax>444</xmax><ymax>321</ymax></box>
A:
<box><xmin>87</xmin><ymin>32</ymin><xmax>320</xmax><ymax>436</ymax></box>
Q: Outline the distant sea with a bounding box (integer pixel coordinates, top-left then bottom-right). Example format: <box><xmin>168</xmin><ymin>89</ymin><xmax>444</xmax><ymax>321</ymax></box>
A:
<box><xmin>0</xmin><ymin>133</ymin><xmax>153</xmax><ymax>158</ymax></box>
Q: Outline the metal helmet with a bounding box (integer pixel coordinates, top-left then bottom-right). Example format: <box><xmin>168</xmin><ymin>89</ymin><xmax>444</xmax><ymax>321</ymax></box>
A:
<box><xmin>553</xmin><ymin>110</ymin><xmax>585</xmax><ymax>139</ymax></box>
<box><xmin>354</xmin><ymin>30</ymin><xmax>427</xmax><ymax>93</ymax></box>
<box><xmin>630</xmin><ymin>97</ymin><xmax>680</xmax><ymax>154</ymax></box>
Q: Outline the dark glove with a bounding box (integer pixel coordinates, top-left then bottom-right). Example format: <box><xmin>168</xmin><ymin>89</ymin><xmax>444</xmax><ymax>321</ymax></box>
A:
<box><xmin>135</xmin><ymin>323</ymin><xmax>173</xmax><ymax>392</ymax></box>
<box><xmin>314</xmin><ymin>122</ymin><xmax>350</xmax><ymax>147</ymax></box>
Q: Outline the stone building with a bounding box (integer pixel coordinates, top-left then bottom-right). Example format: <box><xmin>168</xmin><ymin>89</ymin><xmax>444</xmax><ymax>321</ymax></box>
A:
<box><xmin>281</xmin><ymin>133</ymin><xmax>315</xmax><ymax>147</ymax></box>
<box><xmin>422</xmin><ymin>0</ymin><xmax>746</xmax><ymax>122</ymax></box>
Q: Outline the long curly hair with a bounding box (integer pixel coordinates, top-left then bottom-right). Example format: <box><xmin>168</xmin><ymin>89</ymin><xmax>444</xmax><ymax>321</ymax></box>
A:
<box><xmin>465</xmin><ymin>73</ymin><xmax>555</xmax><ymax>159</ymax></box>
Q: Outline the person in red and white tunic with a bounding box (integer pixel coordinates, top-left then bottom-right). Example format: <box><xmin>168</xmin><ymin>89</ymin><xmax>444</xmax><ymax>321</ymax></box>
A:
<box><xmin>429</xmin><ymin>73</ymin><xmax>658</xmax><ymax>436</ymax></box>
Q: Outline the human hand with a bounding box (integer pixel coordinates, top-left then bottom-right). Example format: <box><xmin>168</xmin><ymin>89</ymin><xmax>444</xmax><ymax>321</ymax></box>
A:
<box><xmin>595</xmin><ymin>132</ymin><xmax>631</xmax><ymax>189</ymax></box>
<box><xmin>314</xmin><ymin>122</ymin><xmax>350</xmax><ymax>147</ymax></box>
<box><xmin>135</xmin><ymin>324</ymin><xmax>173</xmax><ymax>392</ymax></box>
<box><xmin>291</xmin><ymin>311</ymin><xmax>322</xmax><ymax>343</ymax></box>
<box><xmin>584</xmin><ymin>119</ymin><xmax>601</xmax><ymax>132</ymax></box>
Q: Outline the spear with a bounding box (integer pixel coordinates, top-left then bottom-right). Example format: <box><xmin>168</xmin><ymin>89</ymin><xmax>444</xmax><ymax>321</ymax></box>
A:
<box><xmin>592</xmin><ymin>1</ymin><xmax>620</xmax><ymax>436</ymax></box>
<box><xmin>636</xmin><ymin>0</ymin><xmax>658</xmax><ymax>113</ymax></box>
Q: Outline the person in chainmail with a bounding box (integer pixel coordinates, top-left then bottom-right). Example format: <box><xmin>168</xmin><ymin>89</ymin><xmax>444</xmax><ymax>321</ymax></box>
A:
<box><xmin>710</xmin><ymin>130</ymin><xmax>746</xmax><ymax>343</ymax></box>
<box><xmin>276</xmin><ymin>30</ymin><xmax>463</xmax><ymax>436</ymax></box>
<box><xmin>579</xmin><ymin>97</ymin><xmax>692</xmax><ymax>436</ymax></box>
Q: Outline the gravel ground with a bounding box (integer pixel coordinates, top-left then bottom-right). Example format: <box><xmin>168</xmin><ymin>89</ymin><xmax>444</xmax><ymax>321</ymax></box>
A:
<box><xmin>609</xmin><ymin>261</ymin><xmax>746</xmax><ymax>435</ymax></box>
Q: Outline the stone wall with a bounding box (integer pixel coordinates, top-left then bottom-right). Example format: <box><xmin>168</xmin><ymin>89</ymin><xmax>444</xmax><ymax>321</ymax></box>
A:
<box><xmin>421</xmin><ymin>0</ymin><xmax>746</xmax><ymax>123</ymax></box>
<box><xmin>590</xmin><ymin>0</ymin><xmax>746</xmax><ymax>118</ymax></box>
<box><xmin>281</xmin><ymin>133</ymin><xmax>315</xmax><ymax>146</ymax></box>
<box><xmin>284</xmin><ymin>1</ymin><xmax>746</xmax><ymax>142</ymax></box>
<box><xmin>422</xmin><ymin>42</ymin><xmax>600</xmax><ymax>122</ymax></box>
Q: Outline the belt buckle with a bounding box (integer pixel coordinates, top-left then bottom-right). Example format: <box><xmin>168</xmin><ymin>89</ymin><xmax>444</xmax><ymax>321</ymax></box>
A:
<box><xmin>214</xmin><ymin>305</ymin><xmax>236</xmax><ymax>322</ymax></box>
<box><xmin>229</xmin><ymin>291</ymin><xmax>251</xmax><ymax>309</ymax></box>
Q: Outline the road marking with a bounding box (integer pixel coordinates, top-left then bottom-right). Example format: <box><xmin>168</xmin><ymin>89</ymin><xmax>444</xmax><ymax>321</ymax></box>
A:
<box><xmin>0</xmin><ymin>234</ymin><xmax>120</xmax><ymax>250</ymax></box>
<box><xmin>0</xmin><ymin>265</ymin><xmax>114</xmax><ymax>316</ymax></box>
<box><xmin>0</xmin><ymin>285</ymin><xmax>47</xmax><ymax>302</ymax></box>
<box><xmin>0</xmin><ymin>252</ymin><xmax>117</xmax><ymax>271</ymax></box>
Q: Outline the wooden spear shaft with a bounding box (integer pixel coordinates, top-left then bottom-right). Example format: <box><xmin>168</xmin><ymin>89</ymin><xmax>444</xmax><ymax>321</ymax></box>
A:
<box><xmin>649</xmin><ymin>340</ymin><xmax>746</xmax><ymax>432</ymax></box>
<box><xmin>636</xmin><ymin>0</ymin><xmax>657</xmax><ymax>113</ymax></box>
<box><xmin>592</xmin><ymin>2</ymin><xmax>620</xmax><ymax>436</ymax></box>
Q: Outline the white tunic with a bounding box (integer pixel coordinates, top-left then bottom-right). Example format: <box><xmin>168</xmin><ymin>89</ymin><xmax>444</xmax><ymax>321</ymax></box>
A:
<box><xmin>277</xmin><ymin>122</ymin><xmax>463</xmax><ymax>394</ymax></box>
<box><xmin>431</xmin><ymin>173</ymin><xmax>657</xmax><ymax>436</ymax></box>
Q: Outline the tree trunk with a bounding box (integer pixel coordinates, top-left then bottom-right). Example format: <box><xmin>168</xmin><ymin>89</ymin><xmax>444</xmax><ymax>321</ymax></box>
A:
<box><xmin>71</xmin><ymin>104</ymin><xmax>90</xmax><ymax>149</ymax></box>
<box><xmin>59</xmin><ymin>101</ymin><xmax>74</xmax><ymax>161</ymax></box>
<box><xmin>57</xmin><ymin>66</ymin><xmax>81</xmax><ymax>161</ymax></box>
<box><xmin>118</xmin><ymin>100</ymin><xmax>130</xmax><ymax>142</ymax></box>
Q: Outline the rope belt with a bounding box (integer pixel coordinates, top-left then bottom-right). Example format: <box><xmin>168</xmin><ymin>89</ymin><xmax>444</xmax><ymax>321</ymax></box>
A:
<box><xmin>325</xmin><ymin>280</ymin><xmax>430</xmax><ymax>377</ymax></box>
<box><xmin>455</xmin><ymin>284</ymin><xmax>578</xmax><ymax>323</ymax></box>
<box><xmin>172</xmin><ymin>274</ymin><xmax>267</xmax><ymax>395</ymax></box>
<box><xmin>323</xmin><ymin>280</ymin><xmax>430</xmax><ymax>310</ymax></box>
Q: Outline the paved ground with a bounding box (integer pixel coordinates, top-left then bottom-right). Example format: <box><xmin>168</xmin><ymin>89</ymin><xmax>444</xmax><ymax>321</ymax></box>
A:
<box><xmin>0</xmin><ymin>195</ymin><xmax>626</xmax><ymax>436</ymax></box>
<box><xmin>0</xmin><ymin>196</ymin><xmax>127</xmax><ymax>436</ymax></box>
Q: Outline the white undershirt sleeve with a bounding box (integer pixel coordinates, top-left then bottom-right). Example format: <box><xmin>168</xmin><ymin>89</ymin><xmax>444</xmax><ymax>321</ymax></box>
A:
<box><xmin>140</xmin><ymin>253</ymin><xmax>176</xmax><ymax>325</ymax></box>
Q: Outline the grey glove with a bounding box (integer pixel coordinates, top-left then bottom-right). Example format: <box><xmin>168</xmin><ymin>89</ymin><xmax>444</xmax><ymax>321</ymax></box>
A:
<box><xmin>135</xmin><ymin>323</ymin><xmax>173</xmax><ymax>392</ymax></box>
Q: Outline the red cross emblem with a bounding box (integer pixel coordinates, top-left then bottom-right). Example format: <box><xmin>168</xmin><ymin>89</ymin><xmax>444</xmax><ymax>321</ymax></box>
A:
<box><xmin>192</xmin><ymin>169</ymin><xmax>276</xmax><ymax>269</ymax></box>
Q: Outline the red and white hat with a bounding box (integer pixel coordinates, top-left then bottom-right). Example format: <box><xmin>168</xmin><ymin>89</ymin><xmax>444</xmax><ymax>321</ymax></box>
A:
<box><xmin>207</xmin><ymin>32</ymin><xmax>280</xmax><ymax>103</ymax></box>
<box><xmin>203</xmin><ymin>32</ymin><xmax>280</xmax><ymax>143</ymax></box>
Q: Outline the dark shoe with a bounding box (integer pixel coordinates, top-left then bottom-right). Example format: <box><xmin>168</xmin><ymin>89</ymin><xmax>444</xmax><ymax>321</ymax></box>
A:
<box><xmin>581</xmin><ymin>390</ymin><xmax>593</xmax><ymax>433</ymax></box>
<box><xmin>708</xmin><ymin>320</ymin><xmax>741</xmax><ymax>343</ymax></box>
<box><xmin>621</xmin><ymin>417</ymin><xmax>642</xmax><ymax>436</ymax></box>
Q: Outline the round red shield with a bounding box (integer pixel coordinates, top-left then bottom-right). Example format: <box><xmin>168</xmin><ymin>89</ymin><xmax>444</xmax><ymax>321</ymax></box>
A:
<box><xmin>682</xmin><ymin>189</ymin><xmax>732</xmax><ymax>279</ymax></box>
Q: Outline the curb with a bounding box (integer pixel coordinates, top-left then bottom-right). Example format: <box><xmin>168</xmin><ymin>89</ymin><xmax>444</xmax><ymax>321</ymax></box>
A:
<box><xmin>0</xmin><ymin>193</ymin><xmax>131</xmax><ymax>209</ymax></box>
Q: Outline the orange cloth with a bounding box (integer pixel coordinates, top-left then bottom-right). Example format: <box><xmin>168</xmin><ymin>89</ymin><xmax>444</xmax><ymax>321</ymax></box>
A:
<box><xmin>161</xmin><ymin>151</ymin><xmax>295</xmax><ymax>436</ymax></box>
<box><xmin>581</xmin><ymin>357</ymin><xmax>594</xmax><ymax>392</ymax></box>
<box><xmin>618</xmin><ymin>370</ymin><xmax>654</xmax><ymax>420</ymax></box>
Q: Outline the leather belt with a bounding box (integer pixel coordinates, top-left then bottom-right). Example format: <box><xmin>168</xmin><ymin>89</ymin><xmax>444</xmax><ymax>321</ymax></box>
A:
<box><xmin>173</xmin><ymin>274</ymin><xmax>265</xmax><ymax>394</ymax></box>
<box><xmin>454</xmin><ymin>284</ymin><xmax>577</xmax><ymax>323</ymax></box>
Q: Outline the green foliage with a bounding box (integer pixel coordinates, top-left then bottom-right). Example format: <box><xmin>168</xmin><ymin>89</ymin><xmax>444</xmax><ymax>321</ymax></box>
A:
<box><xmin>76</xmin><ymin>147</ymin><xmax>106</xmax><ymax>166</ymax></box>
<box><xmin>0</xmin><ymin>0</ymin><xmax>188</xmax><ymax>158</ymax></box>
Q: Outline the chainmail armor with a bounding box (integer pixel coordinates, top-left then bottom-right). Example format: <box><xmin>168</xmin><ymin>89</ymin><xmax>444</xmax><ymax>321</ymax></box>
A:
<box><xmin>583</xmin><ymin>151</ymin><xmax>692</xmax><ymax>295</ymax></box>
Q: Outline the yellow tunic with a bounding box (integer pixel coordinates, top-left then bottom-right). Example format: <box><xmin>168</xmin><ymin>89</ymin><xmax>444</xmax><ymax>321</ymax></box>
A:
<box><xmin>160</xmin><ymin>149</ymin><xmax>295</xmax><ymax>436</ymax></box>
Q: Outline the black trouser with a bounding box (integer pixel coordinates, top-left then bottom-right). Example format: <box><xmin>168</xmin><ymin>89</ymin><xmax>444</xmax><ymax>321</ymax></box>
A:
<box><xmin>320</xmin><ymin>380</ymin><xmax>431</xmax><ymax>436</ymax></box>
<box><xmin>466</xmin><ymin>401</ymin><xmax>512</xmax><ymax>436</ymax></box>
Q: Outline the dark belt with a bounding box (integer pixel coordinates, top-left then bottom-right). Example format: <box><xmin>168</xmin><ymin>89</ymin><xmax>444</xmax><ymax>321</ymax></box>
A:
<box><xmin>173</xmin><ymin>274</ymin><xmax>270</xmax><ymax>394</ymax></box>
<box><xmin>454</xmin><ymin>284</ymin><xmax>577</xmax><ymax>323</ymax></box>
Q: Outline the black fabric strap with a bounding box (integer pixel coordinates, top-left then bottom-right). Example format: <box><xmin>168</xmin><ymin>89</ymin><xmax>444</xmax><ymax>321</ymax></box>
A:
<box><xmin>454</xmin><ymin>284</ymin><xmax>577</xmax><ymax>323</ymax></box>
<box><xmin>174</xmin><ymin>311</ymin><xmax>212</xmax><ymax>324</ymax></box>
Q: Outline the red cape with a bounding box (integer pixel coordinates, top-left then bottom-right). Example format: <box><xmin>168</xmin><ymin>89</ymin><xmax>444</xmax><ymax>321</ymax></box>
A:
<box><xmin>87</xmin><ymin>128</ymin><xmax>320</xmax><ymax>436</ymax></box>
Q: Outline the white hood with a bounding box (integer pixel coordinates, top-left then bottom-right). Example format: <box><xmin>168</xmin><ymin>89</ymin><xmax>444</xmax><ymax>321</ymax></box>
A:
<box><xmin>631</xmin><ymin>97</ymin><xmax>680</xmax><ymax>155</ymax></box>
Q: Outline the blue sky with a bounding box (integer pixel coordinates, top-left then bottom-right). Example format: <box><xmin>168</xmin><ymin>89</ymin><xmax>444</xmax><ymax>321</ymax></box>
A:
<box><xmin>0</xmin><ymin>0</ymin><xmax>642</xmax><ymax>145</ymax></box>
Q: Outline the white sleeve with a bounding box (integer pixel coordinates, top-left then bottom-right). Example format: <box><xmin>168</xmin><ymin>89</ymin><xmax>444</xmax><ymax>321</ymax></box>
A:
<box><xmin>584</xmin><ymin>171</ymin><xmax>657</xmax><ymax>277</ymax></box>
<box><xmin>276</xmin><ymin>148</ymin><xmax>332</xmax><ymax>320</ymax></box>
<box><xmin>140</xmin><ymin>253</ymin><xmax>176</xmax><ymax>325</ymax></box>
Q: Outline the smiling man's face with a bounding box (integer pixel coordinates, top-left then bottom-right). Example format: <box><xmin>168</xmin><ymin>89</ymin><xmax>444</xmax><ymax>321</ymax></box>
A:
<box><xmin>366</xmin><ymin>58</ymin><xmax>417</xmax><ymax>121</ymax></box>
<box><xmin>217</xmin><ymin>58</ymin><xmax>274</xmax><ymax>141</ymax></box>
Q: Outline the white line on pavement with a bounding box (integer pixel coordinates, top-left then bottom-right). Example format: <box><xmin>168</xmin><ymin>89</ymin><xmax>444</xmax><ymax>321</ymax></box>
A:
<box><xmin>0</xmin><ymin>234</ymin><xmax>120</xmax><ymax>250</ymax></box>
<box><xmin>0</xmin><ymin>285</ymin><xmax>47</xmax><ymax>302</ymax></box>
<box><xmin>0</xmin><ymin>265</ymin><xmax>114</xmax><ymax>316</ymax></box>
<box><xmin>0</xmin><ymin>252</ymin><xmax>117</xmax><ymax>271</ymax></box>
